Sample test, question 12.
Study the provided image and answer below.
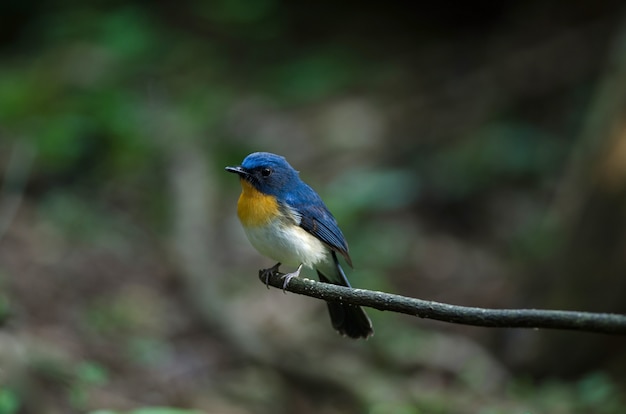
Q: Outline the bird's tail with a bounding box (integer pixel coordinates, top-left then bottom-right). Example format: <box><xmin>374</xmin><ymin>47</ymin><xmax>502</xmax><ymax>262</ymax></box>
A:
<box><xmin>316</xmin><ymin>253</ymin><xmax>373</xmax><ymax>339</ymax></box>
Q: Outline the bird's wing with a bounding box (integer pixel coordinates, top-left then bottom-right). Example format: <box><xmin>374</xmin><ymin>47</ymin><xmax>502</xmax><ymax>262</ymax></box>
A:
<box><xmin>285</xmin><ymin>192</ymin><xmax>353</xmax><ymax>267</ymax></box>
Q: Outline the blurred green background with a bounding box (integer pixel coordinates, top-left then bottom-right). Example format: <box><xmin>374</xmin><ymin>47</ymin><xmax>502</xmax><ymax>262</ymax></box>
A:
<box><xmin>1</xmin><ymin>1</ymin><xmax>626</xmax><ymax>413</ymax></box>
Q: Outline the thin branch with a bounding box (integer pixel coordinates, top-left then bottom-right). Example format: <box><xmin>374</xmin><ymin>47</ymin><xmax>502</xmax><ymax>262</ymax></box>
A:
<box><xmin>260</xmin><ymin>270</ymin><xmax>626</xmax><ymax>335</ymax></box>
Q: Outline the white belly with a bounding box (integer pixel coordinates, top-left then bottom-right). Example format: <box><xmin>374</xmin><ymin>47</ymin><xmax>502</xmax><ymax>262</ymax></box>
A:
<box><xmin>243</xmin><ymin>220</ymin><xmax>330</xmax><ymax>268</ymax></box>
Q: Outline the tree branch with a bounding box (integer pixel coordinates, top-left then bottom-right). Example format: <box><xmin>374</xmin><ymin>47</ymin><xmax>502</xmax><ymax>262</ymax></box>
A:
<box><xmin>259</xmin><ymin>270</ymin><xmax>626</xmax><ymax>335</ymax></box>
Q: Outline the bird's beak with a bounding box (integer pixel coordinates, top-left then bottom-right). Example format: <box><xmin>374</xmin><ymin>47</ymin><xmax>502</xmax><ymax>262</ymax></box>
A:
<box><xmin>225</xmin><ymin>165</ymin><xmax>249</xmax><ymax>177</ymax></box>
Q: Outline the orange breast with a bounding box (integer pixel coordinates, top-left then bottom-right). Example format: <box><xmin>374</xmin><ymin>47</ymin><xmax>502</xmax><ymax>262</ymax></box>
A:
<box><xmin>237</xmin><ymin>179</ymin><xmax>280</xmax><ymax>227</ymax></box>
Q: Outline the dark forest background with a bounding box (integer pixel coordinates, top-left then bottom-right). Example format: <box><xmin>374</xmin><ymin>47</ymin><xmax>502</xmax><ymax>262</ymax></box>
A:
<box><xmin>1</xmin><ymin>1</ymin><xmax>626</xmax><ymax>413</ymax></box>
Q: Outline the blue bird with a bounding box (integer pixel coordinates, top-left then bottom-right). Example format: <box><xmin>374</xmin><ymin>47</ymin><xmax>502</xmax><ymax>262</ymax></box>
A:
<box><xmin>226</xmin><ymin>152</ymin><xmax>373</xmax><ymax>339</ymax></box>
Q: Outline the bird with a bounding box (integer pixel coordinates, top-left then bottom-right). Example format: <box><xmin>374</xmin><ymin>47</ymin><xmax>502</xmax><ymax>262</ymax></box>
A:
<box><xmin>225</xmin><ymin>152</ymin><xmax>373</xmax><ymax>339</ymax></box>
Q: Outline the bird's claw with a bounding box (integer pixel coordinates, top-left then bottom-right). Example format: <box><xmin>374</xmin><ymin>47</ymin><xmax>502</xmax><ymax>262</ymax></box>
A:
<box><xmin>279</xmin><ymin>263</ymin><xmax>303</xmax><ymax>293</ymax></box>
<box><xmin>281</xmin><ymin>273</ymin><xmax>296</xmax><ymax>292</ymax></box>
<box><xmin>260</xmin><ymin>262</ymin><xmax>282</xmax><ymax>289</ymax></box>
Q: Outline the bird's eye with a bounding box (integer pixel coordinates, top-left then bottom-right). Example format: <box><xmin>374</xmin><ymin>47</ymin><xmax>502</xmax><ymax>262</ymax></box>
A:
<box><xmin>261</xmin><ymin>168</ymin><xmax>272</xmax><ymax>177</ymax></box>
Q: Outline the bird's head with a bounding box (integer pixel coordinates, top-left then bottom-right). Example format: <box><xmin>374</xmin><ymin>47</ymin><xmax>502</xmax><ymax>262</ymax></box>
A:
<box><xmin>225</xmin><ymin>152</ymin><xmax>300</xmax><ymax>197</ymax></box>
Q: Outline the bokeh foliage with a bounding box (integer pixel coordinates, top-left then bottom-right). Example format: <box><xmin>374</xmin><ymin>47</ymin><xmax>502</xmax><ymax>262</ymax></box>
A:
<box><xmin>1</xmin><ymin>1</ymin><xmax>626</xmax><ymax>413</ymax></box>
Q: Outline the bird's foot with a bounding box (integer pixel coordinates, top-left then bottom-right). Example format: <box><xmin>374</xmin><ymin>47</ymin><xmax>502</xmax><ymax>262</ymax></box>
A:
<box><xmin>260</xmin><ymin>262</ymin><xmax>282</xmax><ymax>289</ymax></box>
<box><xmin>280</xmin><ymin>263</ymin><xmax>303</xmax><ymax>293</ymax></box>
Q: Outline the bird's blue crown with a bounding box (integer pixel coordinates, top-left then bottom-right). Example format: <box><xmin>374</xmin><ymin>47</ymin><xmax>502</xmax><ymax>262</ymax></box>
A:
<box><xmin>239</xmin><ymin>152</ymin><xmax>301</xmax><ymax>197</ymax></box>
<box><xmin>241</xmin><ymin>152</ymin><xmax>292</xmax><ymax>171</ymax></box>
